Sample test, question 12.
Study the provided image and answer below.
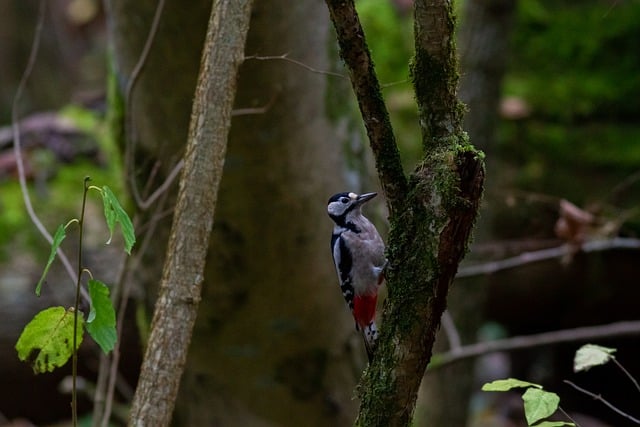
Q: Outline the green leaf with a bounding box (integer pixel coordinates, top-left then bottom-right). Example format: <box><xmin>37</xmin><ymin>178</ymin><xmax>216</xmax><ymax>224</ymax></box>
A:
<box><xmin>35</xmin><ymin>224</ymin><xmax>66</xmax><ymax>296</ymax></box>
<box><xmin>574</xmin><ymin>344</ymin><xmax>616</xmax><ymax>372</ymax></box>
<box><xmin>15</xmin><ymin>306</ymin><xmax>84</xmax><ymax>374</ymax></box>
<box><xmin>532</xmin><ymin>422</ymin><xmax>575</xmax><ymax>427</ymax></box>
<box><xmin>86</xmin><ymin>279</ymin><xmax>117</xmax><ymax>354</ymax></box>
<box><xmin>100</xmin><ymin>186</ymin><xmax>135</xmax><ymax>254</ymax></box>
<box><xmin>523</xmin><ymin>388</ymin><xmax>560</xmax><ymax>425</ymax></box>
<box><xmin>482</xmin><ymin>378</ymin><xmax>543</xmax><ymax>392</ymax></box>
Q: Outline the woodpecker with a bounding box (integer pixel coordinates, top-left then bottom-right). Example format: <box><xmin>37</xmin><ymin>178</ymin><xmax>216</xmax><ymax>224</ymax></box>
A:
<box><xmin>327</xmin><ymin>191</ymin><xmax>386</xmax><ymax>362</ymax></box>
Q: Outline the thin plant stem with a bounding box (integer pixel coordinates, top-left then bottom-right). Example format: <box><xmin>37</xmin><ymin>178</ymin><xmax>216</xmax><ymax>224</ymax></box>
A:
<box><xmin>557</xmin><ymin>406</ymin><xmax>581</xmax><ymax>427</ymax></box>
<box><xmin>613</xmin><ymin>358</ymin><xmax>640</xmax><ymax>394</ymax></box>
<box><xmin>72</xmin><ymin>177</ymin><xmax>92</xmax><ymax>427</ymax></box>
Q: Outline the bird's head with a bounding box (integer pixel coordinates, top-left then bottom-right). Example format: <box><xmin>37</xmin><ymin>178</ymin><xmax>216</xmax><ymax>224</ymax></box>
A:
<box><xmin>327</xmin><ymin>192</ymin><xmax>377</xmax><ymax>223</ymax></box>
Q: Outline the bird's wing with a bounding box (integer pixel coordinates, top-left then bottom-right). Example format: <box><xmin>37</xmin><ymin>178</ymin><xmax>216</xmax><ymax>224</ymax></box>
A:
<box><xmin>332</xmin><ymin>234</ymin><xmax>355</xmax><ymax>312</ymax></box>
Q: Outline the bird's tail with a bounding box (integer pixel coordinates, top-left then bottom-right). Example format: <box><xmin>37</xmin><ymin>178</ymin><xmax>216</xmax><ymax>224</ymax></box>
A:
<box><xmin>361</xmin><ymin>321</ymin><xmax>378</xmax><ymax>362</ymax></box>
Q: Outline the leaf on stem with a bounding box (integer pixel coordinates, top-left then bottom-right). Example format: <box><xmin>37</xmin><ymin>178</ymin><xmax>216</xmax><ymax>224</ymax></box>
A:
<box><xmin>35</xmin><ymin>224</ymin><xmax>66</xmax><ymax>296</ymax></box>
<box><xmin>100</xmin><ymin>186</ymin><xmax>136</xmax><ymax>254</ymax></box>
<box><xmin>532</xmin><ymin>421</ymin><xmax>575</xmax><ymax>427</ymax></box>
<box><xmin>482</xmin><ymin>378</ymin><xmax>543</xmax><ymax>392</ymax></box>
<box><xmin>86</xmin><ymin>279</ymin><xmax>117</xmax><ymax>354</ymax></box>
<box><xmin>574</xmin><ymin>344</ymin><xmax>616</xmax><ymax>372</ymax></box>
<box><xmin>15</xmin><ymin>306</ymin><xmax>84</xmax><ymax>373</ymax></box>
<box><xmin>522</xmin><ymin>388</ymin><xmax>560</xmax><ymax>426</ymax></box>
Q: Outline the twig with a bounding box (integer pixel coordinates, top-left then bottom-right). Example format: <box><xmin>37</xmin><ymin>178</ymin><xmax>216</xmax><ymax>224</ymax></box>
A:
<box><xmin>10</xmin><ymin>0</ymin><xmax>88</xmax><ymax>303</ymax></box>
<box><xmin>563</xmin><ymin>380</ymin><xmax>640</xmax><ymax>425</ymax></box>
<box><xmin>137</xmin><ymin>158</ymin><xmax>184</xmax><ymax>210</ymax></box>
<box><xmin>430</xmin><ymin>320</ymin><xmax>640</xmax><ymax>369</ymax></box>
<box><xmin>457</xmin><ymin>237</ymin><xmax>640</xmax><ymax>278</ymax></box>
<box><xmin>124</xmin><ymin>0</ymin><xmax>166</xmax><ymax>210</ymax></box>
<box><xmin>244</xmin><ymin>54</ymin><xmax>409</xmax><ymax>89</ymax></box>
<box><xmin>245</xmin><ymin>53</ymin><xmax>346</xmax><ymax>79</ymax></box>
<box><xmin>612</xmin><ymin>358</ymin><xmax>640</xmax><ymax>394</ymax></box>
<box><xmin>557</xmin><ymin>406</ymin><xmax>581</xmax><ymax>427</ymax></box>
<box><xmin>231</xmin><ymin>94</ymin><xmax>277</xmax><ymax>116</ymax></box>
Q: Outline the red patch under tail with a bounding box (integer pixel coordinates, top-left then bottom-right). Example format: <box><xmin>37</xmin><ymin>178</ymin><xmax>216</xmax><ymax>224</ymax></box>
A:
<box><xmin>353</xmin><ymin>294</ymin><xmax>377</xmax><ymax>330</ymax></box>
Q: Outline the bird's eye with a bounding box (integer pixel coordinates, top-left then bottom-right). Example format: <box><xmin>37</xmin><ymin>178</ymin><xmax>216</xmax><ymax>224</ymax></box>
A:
<box><xmin>340</xmin><ymin>197</ymin><xmax>349</xmax><ymax>204</ymax></box>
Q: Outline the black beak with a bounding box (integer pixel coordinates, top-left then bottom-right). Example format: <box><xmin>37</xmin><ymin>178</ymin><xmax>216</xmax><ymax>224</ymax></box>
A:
<box><xmin>356</xmin><ymin>192</ymin><xmax>377</xmax><ymax>204</ymax></box>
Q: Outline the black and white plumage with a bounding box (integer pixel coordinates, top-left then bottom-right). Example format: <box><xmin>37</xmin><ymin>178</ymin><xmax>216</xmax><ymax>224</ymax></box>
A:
<box><xmin>327</xmin><ymin>191</ymin><xmax>386</xmax><ymax>361</ymax></box>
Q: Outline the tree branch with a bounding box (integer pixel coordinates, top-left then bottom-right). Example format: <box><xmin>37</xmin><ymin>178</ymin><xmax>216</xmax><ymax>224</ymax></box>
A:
<box><xmin>430</xmin><ymin>321</ymin><xmax>640</xmax><ymax>369</ymax></box>
<box><xmin>244</xmin><ymin>53</ymin><xmax>347</xmax><ymax>79</ymax></box>
<box><xmin>564</xmin><ymin>380</ymin><xmax>640</xmax><ymax>425</ymax></box>
<box><xmin>458</xmin><ymin>237</ymin><xmax>640</xmax><ymax>278</ymax></box>
<box><xmin>123</xmin><ymin>0</ymin><xmax>166</xmax><ymax>210</ymax></box>
<box><xmin>325</xmin><ymin>0</ymin><xmax>407</xmax><ymax>215</ymax></box>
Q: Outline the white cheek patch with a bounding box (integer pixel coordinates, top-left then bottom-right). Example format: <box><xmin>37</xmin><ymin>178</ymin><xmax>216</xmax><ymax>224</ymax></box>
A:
<box><xmin>328</xmin><ymin>201</ymin><xmax>342</xmax><ymax>216</ymax></box>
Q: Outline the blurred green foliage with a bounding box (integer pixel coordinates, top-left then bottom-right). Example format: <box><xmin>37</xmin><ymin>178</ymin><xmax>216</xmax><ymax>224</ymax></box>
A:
<box><xmin>357</xmin><ymin>0</ymin><xmax>420</xmax><ymax>170</ymax></box>
<box><xmin>501</xmin><ymin>0</ymin><xmax>640</xmax><ymax>209</ymax></box>
<box><xmin>509</xmin><ymin>0</ymin><xmax>640</xmax><ymax>121</ymax></box>
<box><xmin>357</xmin><ymin>0</ymin><xmax>413</xmax><ymax>85</ymax></box>
<box><xmin>0</xmin><ymin>105</ymin><xmax>124</xmax><ymax>259</ymax></box>
<box><xmin>356</xmin><ymin>0</ymin><xmax>640</xmax><ymax>237</ymax></box>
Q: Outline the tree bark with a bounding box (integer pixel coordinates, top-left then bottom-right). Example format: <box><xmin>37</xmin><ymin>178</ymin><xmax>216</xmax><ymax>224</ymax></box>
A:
<box><xmin>325</xmin><ymin>0</ymin><xmax>485</xmax><ymax>425</ymax></box>
<box><xmin>128</xmin><ymin>1</ymin><xmax>253</xmax><ymax>425</ymax></box>
<box><xmin>417</xmin><ymin>1</ymin><xmax>517</xmax><ymax>425</ymax></box>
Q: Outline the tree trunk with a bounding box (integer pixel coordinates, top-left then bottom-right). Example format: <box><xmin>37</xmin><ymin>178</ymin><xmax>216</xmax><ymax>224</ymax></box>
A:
<box><xmin>127</xmin><ymin>1</ymin><xmax>253</xmax><ymax>426</ymax></box>
<box><xmin>417</xmin><ymin>1</ymin><xmax>517</xmax><ymax>425</ymax></box>
<box><xmin>325</xmin><ymin>0</ymin><xmax>485</xmax><ymax>425</ymax></box>
<box><xmin>171</xmin><ymin>0</ymin><xmax>366</xmax><ymax>425</ymax></box>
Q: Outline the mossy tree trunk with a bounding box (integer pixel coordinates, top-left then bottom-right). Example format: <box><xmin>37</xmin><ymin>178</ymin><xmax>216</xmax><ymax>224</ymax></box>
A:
<box><xmin>325</xmin><ymin>0</ymin><xmax>485</xmax><ymax>425</ymax></box>
<box><xmin>417</xmin><ymin>1</ymin><xmax>517</xmax><ymax>425</ymax></box>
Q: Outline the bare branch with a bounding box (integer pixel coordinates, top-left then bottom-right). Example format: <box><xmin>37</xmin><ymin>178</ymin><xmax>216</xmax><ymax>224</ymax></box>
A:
<box><xmin>245</xmin><ymin>53</ymin><xmax>346</xmax><ymax>78</ymax></box>
<box><xmin>137</xmin><ymin>159</ymin><xmax>184</xmax><ymax>211</ymax></box>
<box><xmin>244</xmin><ymin>54</ymin><xmax>411</xmax><ymax>89</ymax></box>
<box><xmin>612</xmin><ymin>358</ymin><xmax>640</xmax><ymax>395</ymax></box>
<box><xmin>564</xmin><ymin>380</ymin><xmax>640</xmax><ymax>425</ymax></box>
<box><xmin>458</xmin><ymin>237</ymin><xmax>640</xmax><ymax>278</ymax></box>
<box><xmin>123</xmin><ymin>0</ymin><xmax>168</xmax><ymax>210</ymax></box>
<box><xmin>430</xmin><ymin>321</ymin><xmax>640</xmax><ymax>369</ymax></box>
<box><xmin>231</xmin><ymin>94</ymin><xmax>277</xmax><ymax>116</ymax></box>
